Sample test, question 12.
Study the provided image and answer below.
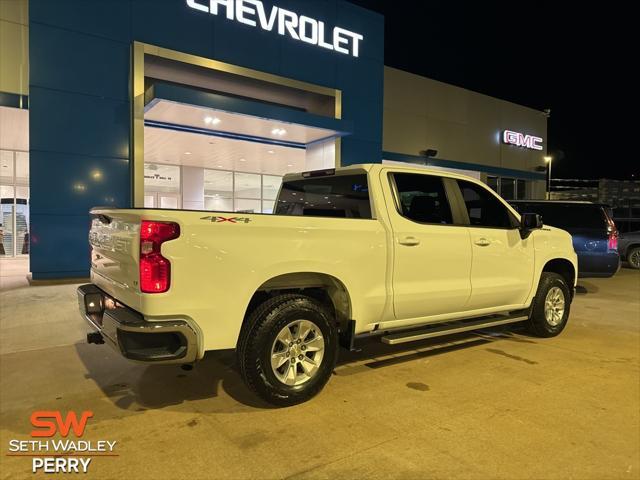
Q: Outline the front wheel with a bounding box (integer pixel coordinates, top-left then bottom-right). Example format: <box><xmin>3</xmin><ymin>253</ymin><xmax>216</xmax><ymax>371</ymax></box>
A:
<box><xmin>528</xmin><ymin>272</ymin><xmax>571</xmax><ymax>337</ymax></box>
<box><xmin>237</xmin><ymin>294</ymin><xmax>338</xmax><ymax>407</ymax></box>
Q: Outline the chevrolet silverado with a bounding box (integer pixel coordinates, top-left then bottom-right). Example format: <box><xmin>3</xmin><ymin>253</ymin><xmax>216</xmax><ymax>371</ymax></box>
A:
<box><xmin>78</xmin><ymin>164</ymin><xmax>578</xmax><ymax>406</ymax></box>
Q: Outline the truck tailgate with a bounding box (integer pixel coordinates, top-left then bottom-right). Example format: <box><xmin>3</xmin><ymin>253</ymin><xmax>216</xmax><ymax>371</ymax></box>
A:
<box><xmin>89</xmin><ymin>211</ymin><xmax>141</xmax><ymax>309</ymax></box>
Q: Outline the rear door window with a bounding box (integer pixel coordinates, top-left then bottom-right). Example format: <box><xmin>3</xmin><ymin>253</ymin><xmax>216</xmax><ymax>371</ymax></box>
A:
<box><xmin>275</xmin><ymin>173</ymin><xmax>371</xmax><ymax>218</ymax></box>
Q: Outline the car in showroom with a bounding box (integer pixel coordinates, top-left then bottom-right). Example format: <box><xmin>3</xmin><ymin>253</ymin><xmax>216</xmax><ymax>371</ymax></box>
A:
<box><xmin>78</xmin><ymin>164</ymin><xmax>578</xmax><ymax>406</ymax></box>
<box><xmin>509</xmin><ymin>200</ymin><xmax>620</xmax><ymax>278</ymax></box>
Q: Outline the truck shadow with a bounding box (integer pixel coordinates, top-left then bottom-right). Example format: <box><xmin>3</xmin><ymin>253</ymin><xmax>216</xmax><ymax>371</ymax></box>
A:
<box><xmin>75</xmin><ymin>325</ymin><xmax>530</xmax><ymax>412</ymax></box>
<box><xmin>575</xmin><ymin>281</ymin><xmax>598</xmax><ymax>295</ymax></box>
<box><xmin>74</xmin><ymin>343</ymin><xmax>274</xmax><ymax>413</ymax></box>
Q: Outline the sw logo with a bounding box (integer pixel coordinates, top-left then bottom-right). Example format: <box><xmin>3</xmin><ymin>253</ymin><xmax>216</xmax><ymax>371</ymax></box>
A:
<box><xmin>5</xmin><ymin>410</ymin><xmax>117</xmax><ymax>474</ymax></box>
<box><xmin>30</xmin><ymin>410</ymin><xmax>93</xmax><ymax>438</ymax></box>
<box><xmin>200</xmin><ymin>215</ymin><xmax>252</xmax><ymax>223</ymax></box>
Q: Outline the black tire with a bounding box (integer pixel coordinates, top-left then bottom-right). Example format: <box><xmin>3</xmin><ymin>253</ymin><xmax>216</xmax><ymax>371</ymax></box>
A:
<box><xmin>627</xmin><ymin>246</ymin><xmax>640</xmax><ymax>269</ymax></box>
<box><xmin>528</xmin><ymin>272</ymin><xmax>571</xmax><ymax>337</ymax></box>
<box><xmin>237</xmin><ymin>294</ymin><xmax>338</xmax><ymax>407</ymax></box>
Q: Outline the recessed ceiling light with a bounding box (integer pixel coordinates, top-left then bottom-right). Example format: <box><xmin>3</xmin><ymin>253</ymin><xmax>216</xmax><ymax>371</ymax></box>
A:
<box><xmin>217</xmin><ymin>165</ymin><xmax>223</xmax><ymax>168</ymax></box>
<box><xmin>205</xmin><ymin>116</ymin><xmax>221</xmax><ymax>125</ymax></box>
<box><xmin>287</xmin><ymin>164</ymin><xmax>293</xmax><ymax>167</ymax></box>
<box><xmin>267</xmin><ymin>150</ymin><xmax>275</xmax><ymax>154</ymax></box>
<box><xmin>271</xmin><ymin>128</ymin><xmax>287</xmax><ymax>136</ymax></box>
<box><xmin>239</xmin><ymin>158</ymin><xmax>246</xmax><ymax>162</ymax></box>
<box><xmin>184</xmin><ymin>151</ymin><xmax>192</xmax><ymax>155</ymax></box>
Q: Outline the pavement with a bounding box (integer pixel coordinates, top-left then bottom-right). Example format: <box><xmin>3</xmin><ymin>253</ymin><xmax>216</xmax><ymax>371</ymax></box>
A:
<box><xmin>0</xmin><ymin>257</ymin><xmax>639</xmax><ymax>479</ymax></box>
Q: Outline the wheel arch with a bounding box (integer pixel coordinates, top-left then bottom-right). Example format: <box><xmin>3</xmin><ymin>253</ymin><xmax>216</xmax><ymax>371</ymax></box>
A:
<box><xmin>542</xmin><ymin>258</ymin><xmax>576</xmax><ymax>294</ymax></box>
<box><xmin>241</xmin><ymin>272</ymin><xmax>353</xmax><ymax>339</ymax></box>
<box><xmin>624</xmin><ymin>242</ymin><xmax>640</xmax><ymax>257</ymax></box>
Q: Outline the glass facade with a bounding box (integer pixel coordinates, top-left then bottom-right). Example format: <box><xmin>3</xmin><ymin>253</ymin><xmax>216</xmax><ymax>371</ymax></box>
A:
<box><xmin>0</xmin><ymin>150</ymin><xmax>29</xmax><ymax>256</ymax></box>
<box><xmin>146</xmin><ymin>163</ymin><xmax>283</xmax><ymax>214</ymax></box>
<box><xmin>485</xmin><ymin>176</ymin><xmax>528</xmax><ymax>200</ymax></box>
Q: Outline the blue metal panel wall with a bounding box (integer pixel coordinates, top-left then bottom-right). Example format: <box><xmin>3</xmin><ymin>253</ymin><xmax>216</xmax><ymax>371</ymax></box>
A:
<box><xmin>29</xmin><ymin>0</ymin><xmax>384</xmax><ymax>279</ymax></box>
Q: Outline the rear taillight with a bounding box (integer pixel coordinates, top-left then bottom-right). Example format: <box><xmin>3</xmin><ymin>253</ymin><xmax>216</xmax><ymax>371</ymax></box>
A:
<box><xmin>606</xmin><ymin>215</ymin><xmax>618</xmax><ymax>252</ymax></box>
<box><xmin>607</xmin><ymin>230</ymin><xmax>618</xmax><ymax>252</ymax></box>
<box><xmin>139</xmin><ymin>221</ymin><xmax>180</xmax><ymax>293</ymax></box>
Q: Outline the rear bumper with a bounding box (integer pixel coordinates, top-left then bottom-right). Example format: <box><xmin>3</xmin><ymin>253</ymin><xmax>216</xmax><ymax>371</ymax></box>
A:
<box><xmin>77</xmin><ymin>284</ymin><xmax>200</xmax><ymax>364</ymax></box>
<box><xmin>577</xmin><ymin>252</ymin><xmax>621</xmax><ymax>278</ymax></box>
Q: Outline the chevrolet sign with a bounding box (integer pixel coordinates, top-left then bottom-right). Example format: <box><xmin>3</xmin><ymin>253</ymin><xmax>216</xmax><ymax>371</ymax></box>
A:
<box><xmin>187</xmin><ymin>0</ymin><xmax>364</xmax><ymax>57</ymax></box>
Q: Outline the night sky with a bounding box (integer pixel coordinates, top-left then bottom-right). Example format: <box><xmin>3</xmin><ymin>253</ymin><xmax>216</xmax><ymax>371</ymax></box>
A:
<box><xmin>350</xmin><ymin>1</ymin><xmax>634</xmax><ymax>180</ymax></box>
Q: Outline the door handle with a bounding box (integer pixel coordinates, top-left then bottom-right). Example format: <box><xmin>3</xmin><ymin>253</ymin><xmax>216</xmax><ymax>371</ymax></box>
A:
<box><xmin>474</xmin><ymin>238</ymin><xmax>491</xmax><ymax>247</ymax></box>
<box><xmin>399</xmin><ymin>236</ymin><xmax>420</xmax><ymax>246</ymax></box>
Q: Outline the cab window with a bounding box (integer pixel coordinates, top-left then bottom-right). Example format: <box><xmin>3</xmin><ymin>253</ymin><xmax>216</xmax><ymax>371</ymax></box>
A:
<box><xmin>392</xmin><ymin>173</ymin><xmax>454</xmax><ymax>224</ymax></box>
<box><xmin>458</xmin><ymin>180</ymin><xmax>518</xmax><ymax>229</ymax></box>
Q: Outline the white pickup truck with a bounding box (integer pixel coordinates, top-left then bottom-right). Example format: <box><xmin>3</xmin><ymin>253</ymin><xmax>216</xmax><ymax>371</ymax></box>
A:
<box><xmin>78</xmin><ymin>164</ymin><xmax>577</xmax><ymax>406</ymax></box>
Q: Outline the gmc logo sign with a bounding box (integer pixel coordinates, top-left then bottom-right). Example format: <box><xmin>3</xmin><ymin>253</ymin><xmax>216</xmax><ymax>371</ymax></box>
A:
<box><xmin>502</xmin><ymin>130</ymin><xmax>543</xmax><ymax>151</ymax></box>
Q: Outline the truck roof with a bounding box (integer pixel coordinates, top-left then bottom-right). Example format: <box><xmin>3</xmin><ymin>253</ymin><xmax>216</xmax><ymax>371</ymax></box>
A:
<box><xmin>283</xmin><ymin>163</ymin><xmax>485</xmax><ymax>184</ymax></box>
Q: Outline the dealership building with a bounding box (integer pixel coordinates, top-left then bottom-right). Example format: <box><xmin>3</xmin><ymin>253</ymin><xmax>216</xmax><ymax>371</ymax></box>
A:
<box><xmin>0</xmin><ymin>0</ymin><xmax>548</xmax><ymax>279</ymax></box>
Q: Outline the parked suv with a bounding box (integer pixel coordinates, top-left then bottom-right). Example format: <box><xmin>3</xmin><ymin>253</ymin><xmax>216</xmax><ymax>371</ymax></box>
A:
<box><xmin>510</xmin><ymin>201</ymin><xmax>619</xmax><ymax>278</ymax></box>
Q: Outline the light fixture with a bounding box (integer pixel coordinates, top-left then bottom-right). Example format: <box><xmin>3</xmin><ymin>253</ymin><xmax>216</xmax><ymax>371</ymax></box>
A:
<box><xmin>420</xmin><ymin>149</ymin><xmax>438</xmax><ymax>158</ymax></box>
<box><xmin>184</xmin><ymin>151</ymin><xmax>192</xmax><ymax>155</ymax></box>
<box><xmin>544</xmin><ymin>155</ymin><xmax>552</xmax><ymax>163</ymax></box>
<box><xmin>271</xmin><ymin>128</ymin><xmax>287</xmax><ymax>136</ymax></box>
<box><xmin>287</xmin><ymin>164</ymin><xmax>293</xmax><ymax>167</ymax></box>
<box><xmin>239</xmin><ymin>158</ymin><xmax>246</xmax><ymax>162</ymax></box>
<box><xmin>267</xmin><ymin>150</ymin><xmax>275</xmax><ymax>154</ymax></box>
<box><xmin>205</xmin><ymin>116</ymin><xmax>221</xmax><ymax>125</ymax></box>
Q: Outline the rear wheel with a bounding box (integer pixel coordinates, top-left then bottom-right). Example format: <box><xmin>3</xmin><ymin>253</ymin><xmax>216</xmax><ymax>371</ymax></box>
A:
<box><xmin>237</xmin><ymin>294</ymin><xmax>338</xmax><ymax>407</ymax></box>
<box><xmin>528</xmin><ymin>272</ymin><xmax>571</xmax><ymax>337</ymax></box>
<box><xmin>627</xmin><ymin>246</ymin><xmax>640</xmax><ymax>269</ymax></box>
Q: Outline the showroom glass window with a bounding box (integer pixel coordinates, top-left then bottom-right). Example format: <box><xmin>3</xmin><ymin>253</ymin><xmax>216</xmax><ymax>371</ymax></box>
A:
<box><xmin>0</xmin><ymin>150</ymin><xmax>29</xmax><ymax>257</ymax></box>
<box><xmin>458</xmin><ymin>180</ymin><xmax>518</xmax><ymax>229</ymax></box>
<box><xmin>143</xmin><ymin>164</ymin><xmax>181</xmax><ymax>209</ymax></box>
<box><xmin>487</xmin><ymin>176</ymin><xmax>499</xmax><ymax>193</ymax></box>
<box><xmin>517</xmin><ymin>179</ymin><xmax>526</xmax><ymax>200</ymax></box>
<box><xmin>501</xmin><ymin>178</ymin><xmax>515</xmax><ymax>200</ymax></box>
<box><xmin>275</xmin><ymin>173</ymin><xmax>371</xmax><ymax>218</ymax></box>
<box><xmin>392</xmin><ymin>173</ymin><xmax>453</xmax><ymax>224</ymax></box>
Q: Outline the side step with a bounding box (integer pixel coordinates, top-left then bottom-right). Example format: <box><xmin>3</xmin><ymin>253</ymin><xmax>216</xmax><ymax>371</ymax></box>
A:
<box><xmin>380</xmin><ymin>315</ymin><xmax>529</xmax><ymax>345</ymax></box>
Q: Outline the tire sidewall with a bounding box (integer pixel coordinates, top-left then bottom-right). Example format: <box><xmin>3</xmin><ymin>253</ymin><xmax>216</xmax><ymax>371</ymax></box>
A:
<box><xmin>628</xmin><ymin>247</ymin><xmax>640</xmax><ymax>269</ymax></box>
<box><xmin>249</xmin><ymin>298</ymin><xmax>338</xmax><ymax>405</ymax></box>
<box><xmin>532</xmin><ymin>273</ymin><xmax>571</xmax><ymax>336</ymax></box>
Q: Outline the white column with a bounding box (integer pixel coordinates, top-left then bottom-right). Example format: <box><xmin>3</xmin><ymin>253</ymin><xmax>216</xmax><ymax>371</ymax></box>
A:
<box><xmin>181</xmin><ymin>166</ymin><xmax>205</xmax><ymax>210</ymax></box>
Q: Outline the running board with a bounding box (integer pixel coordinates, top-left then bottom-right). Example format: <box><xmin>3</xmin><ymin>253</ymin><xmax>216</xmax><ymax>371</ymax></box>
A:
<box><xmin>380</xmin><ymin>315</ymin><xmax>529</xmax><ymax>345</ymax></box>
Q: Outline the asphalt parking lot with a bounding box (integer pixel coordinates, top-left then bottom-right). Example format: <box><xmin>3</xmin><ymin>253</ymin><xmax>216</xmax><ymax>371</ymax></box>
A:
<box><xmin>1</xmin><ymin>260</ymin><xmax>638</xmax><ymax>479</ymax></box>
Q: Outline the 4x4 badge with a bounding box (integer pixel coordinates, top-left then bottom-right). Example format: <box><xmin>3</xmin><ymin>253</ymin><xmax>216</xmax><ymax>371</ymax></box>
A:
<box><xmin>200</xmin><ymin>216</ymin><xmax>252</xmax><ymax>224</ymax></box>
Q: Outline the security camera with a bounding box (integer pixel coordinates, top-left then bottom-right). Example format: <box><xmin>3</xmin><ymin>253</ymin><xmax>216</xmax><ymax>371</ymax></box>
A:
<box><xmin>420</xmin><ymin>149</ymin><xmax>438</xmax><ymax>158</ymax></box>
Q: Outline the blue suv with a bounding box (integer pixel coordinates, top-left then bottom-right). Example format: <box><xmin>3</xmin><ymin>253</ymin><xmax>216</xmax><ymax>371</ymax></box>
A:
<box><xmin>510</xmin><ymin>201</ymin><xmax>620</xmax><ymax>278</ymax></box>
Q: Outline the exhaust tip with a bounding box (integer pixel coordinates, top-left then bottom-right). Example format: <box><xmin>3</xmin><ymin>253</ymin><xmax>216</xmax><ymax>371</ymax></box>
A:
<box><xmin>87</xmin><ymin>332</ymin><xmax>105</xmax><ymax>345</ymax></box>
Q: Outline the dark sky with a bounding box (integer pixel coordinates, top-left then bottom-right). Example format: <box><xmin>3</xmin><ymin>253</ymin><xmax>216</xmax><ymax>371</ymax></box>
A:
<box><xmin>350</xmin><ymin>0</ymin><xmax>634</xmax><ymax>180</ymax></box>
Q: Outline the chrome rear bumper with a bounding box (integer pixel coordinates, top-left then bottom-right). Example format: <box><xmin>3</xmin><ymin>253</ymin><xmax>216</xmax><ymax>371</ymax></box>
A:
<box><xmin>77</xmin><ymin>284</ymin><xmax>200</xmax><ymax>364</ymax></box>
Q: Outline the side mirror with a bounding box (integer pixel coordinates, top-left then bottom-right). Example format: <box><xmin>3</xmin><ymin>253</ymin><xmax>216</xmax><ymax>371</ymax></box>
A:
<box><xmin>520</xmin><ymin>212</ymin><xmax>543</xmax><ymax>238</ymax></box>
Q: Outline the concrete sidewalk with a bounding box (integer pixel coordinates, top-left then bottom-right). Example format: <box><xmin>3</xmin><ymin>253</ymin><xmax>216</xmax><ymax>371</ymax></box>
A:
<box><xmin>1</xmin><ymin>268</ymin><xmax>638</xmax><ymax>479</ymax></box>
